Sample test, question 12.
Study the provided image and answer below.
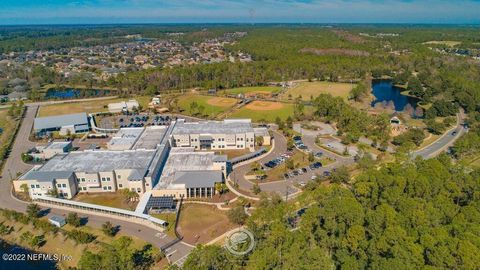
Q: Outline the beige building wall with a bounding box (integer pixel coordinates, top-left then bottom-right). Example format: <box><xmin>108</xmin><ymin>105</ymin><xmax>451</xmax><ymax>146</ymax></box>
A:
<box><xmin>151</xmin><ymin>188</ymin><xmax>186</xmax><ymax>199</ymax></box>
<box><xmin>55</xmin><ymin>175</ymin><xmax>78</xmax><ymax>199</ymax></box>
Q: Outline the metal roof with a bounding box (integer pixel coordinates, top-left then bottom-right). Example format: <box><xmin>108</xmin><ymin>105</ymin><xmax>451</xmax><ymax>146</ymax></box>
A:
<box><xmin>173</xmin><ymin>170</ymin><xmax>223</xmax><ymax>188</ymax></box>
<box><xmin>34</xmin><ymin>113</ymin><xmax>89</xmax><ymax>131</ymax></box>
<box><xmin>172</xmin><ymin>119</ymin><xmax>254</xmax><ymax>135</ymax></box>
<box><xmin>33</xmin><ymin>195</ymin><xmax>166</xmax><ymax>226</ymax></box>
<box><xmin>39</xmin><ymin>149</ymin><xmax>156</xmax><ymax>173</ymax></box>
<box><xmin>20</xmin><ymin>170</ymin><xmax>74</xmax><ymax>182</ymax></box>
<box><xmin>49</xmin><ymin>215</ymin><xmax>65</xmax><ymax>223</ymax></box>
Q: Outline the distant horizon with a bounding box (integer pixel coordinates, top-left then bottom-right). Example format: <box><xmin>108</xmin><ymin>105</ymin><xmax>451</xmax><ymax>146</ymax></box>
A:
<box><xmin>1</xmin><ymin>1</ymin><xmax>480</xmax><ymax>25</ymax></box>
<box><xmin>0</xmin><ymin>22</ymin><xmax>479</xmax><ymax>27</ymax></box>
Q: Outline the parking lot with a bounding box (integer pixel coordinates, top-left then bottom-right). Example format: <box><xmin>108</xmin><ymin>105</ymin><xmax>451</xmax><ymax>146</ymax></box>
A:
<box><xmin>118</xmin><ymin>114</ymin><xmax>173</xmax><ymax>128</ymax></box>
<box><xmin>99</xmin><ymin>113</ymin><xmax>174</xmax><ymax>129</ymax></box>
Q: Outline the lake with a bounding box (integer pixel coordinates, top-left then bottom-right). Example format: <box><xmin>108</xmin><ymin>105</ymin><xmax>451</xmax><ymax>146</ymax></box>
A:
<box><xmin>371</xmin><ymin>80</ymin><xmax>420</xmax><ymax>112</ymax></box>
<box><xmin>45</xmin><ymin>88</ymin><xmax>112</xmax><ymax>99</ymax></box>
<box><xmin>0</xmin><ymin>240</ymin><xmax>57</xmax><ymax>270</ymax></box>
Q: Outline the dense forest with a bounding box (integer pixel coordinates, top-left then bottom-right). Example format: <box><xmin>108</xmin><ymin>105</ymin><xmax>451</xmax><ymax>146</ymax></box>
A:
<box><xmin>183</xmin><ymin>154</ymin><xmax>480</xmax><ymax>270</ymax></box>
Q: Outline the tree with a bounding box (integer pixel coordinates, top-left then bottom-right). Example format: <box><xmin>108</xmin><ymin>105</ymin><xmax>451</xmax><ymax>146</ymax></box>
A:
<box><xmin>308</xmin><ymin>152</ymin><xmax>315</xmax><ymax>162</ymax></box>
<box><xmin>26</xmin><ymin>203</ymin><xmax>41</xmax><ymax>218</ymax></box>
<box><xmin>20</xmin><ymin>231</ymin><xmax>33</xmax><ymax>243</ymax></box>
<box><xmin>183</xmin><ymin>245</ymin><xmax>232</xmax><ymax>270</ymax></box>
<box><xmin>66</xmin><ymin>212</ymin><xmax>82</xmax><ymax>227</ymax></box>
<box><xmin>227</xmin><ymin>205</ymin><xmax>248</xmax><ymax>225</ymax></box>
<box><xmin>330</xmin><ymin>166</ymin><xmax>350</xmax><ymax>184</ymax></box>
<box><xmin>20</xmin><ymin>183</ymin><xmax>29</xmax><ymax>195</ymax></box>
<box><xmin>255</xmin><ymin>135</ymin><xmax>264</xmax><ymax>146</ymax></box>
<box><xmin>29</xmin><ymin>235</ymin><xmax>46</xmax><ymax>248</ymax></box>
<box><xmin>189</xmin><ymin>101</ymin><xmax>198</xmax><ymax>114</ymax></box>
<box><xmin>215</xmin><ymin>183</ymin><xmax>228</xmax><ymax>195</ymax></box>
<box><xmin>275</xmin><ymin>116</ymin><xmax>285</xmax><ymax>130</ymax></box>
<box><xmin>102</xmin><ymin>221</ymin><xmax>117</xmax><ymax>237</ymax></box>
<box><xmin>252</xmin><ymin>183</ymin><xmax>261</xmax><ymax>195</ymax></box>
<box><xmin>286</xmin><ymin>116</ymin><xmax>294</xmax><ymax>129</ymax></box>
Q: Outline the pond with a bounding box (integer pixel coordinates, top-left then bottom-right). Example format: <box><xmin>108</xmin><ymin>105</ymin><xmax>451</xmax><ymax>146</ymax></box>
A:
<box><xmin>45</xmin><ymin>88</ymin><xmax>112</xmax><ymax>100</ymax></box>
<box><xmin>371</xmin><ymin>80</ymin><xmax>422</xmax><ymax>116</ymax></box>
<box><xmin>0</xmin><ymin>240</ymin><xmax>57</xmax><ymax>270</ymax></box>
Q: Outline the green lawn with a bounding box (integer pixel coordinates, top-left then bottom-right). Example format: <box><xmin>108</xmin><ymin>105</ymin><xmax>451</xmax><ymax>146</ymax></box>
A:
<box><xmin>73</xmin><ymin>192</ymin><xmax>138</xmax><ymax>210</ymax></box>
<box><xmin>227</xmin><ymin>101</ymin><xmax>294</xmax><ymax>122</ymax></box>
<box><xmin>282</xmin><ymin>81</ymin><xmax>354</xmax><ymax>101</ymax></box>
<box><xmin>38</xmin><ymin>96</ymin><xmax>152</xmax><ymax>117</ymax></box>
<box><xmin>0</xmin><ymin>109</ymin><xmax>17</xmax><ymax>146</ymax></box>
<box><xmin>177</xmin><ymin>94</ymin><xmax>237</xmax><ymax>118</ymax></box>
<box><xmin>224</xmin><ymin>86</ymin><xmax>281</xmax><ymax>95</ymax></box>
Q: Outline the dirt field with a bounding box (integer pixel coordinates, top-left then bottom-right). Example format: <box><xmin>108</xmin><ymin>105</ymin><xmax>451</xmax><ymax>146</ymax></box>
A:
<box><xmin>229</xmin><ymin>101</ymin><xmax>294</xmax><ymax>122</ymax></box>
<box><xmin>283</xmin><ymin>81</ymin><xmax>355</xmax><ymax>101</ymax></box>
<box><xmin>73</xmin><ymin>192</ymin><xmax>138</xmax><ymax>210</ymax></box>
<box><xmin>177</xmin><ymin>204</ymin><xmax>234</xmax><ymax>245</ymax></box>
<box><xmin>245</xmin><ymin>101</ymin><xmax>284</xmax><ymax>111</ymax></box>
<box><xmin>207</xmin><ymin>97</ymin><xmax>238</xmax><ymax>107</ymax></box>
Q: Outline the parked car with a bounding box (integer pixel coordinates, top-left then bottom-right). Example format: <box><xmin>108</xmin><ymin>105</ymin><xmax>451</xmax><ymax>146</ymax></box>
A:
<box><xmin>284</xmin><ymin>173</ymin><xmax>289</xmax><ymax>179</ymax></box>
<box><xmin>314</xmin><ymin>152</ymin><xmax>323</xmax><ymax>158</ymax></box>
<box><xmin>301</xmin><ymin>167</ymin><xmax>308</xmax><ymax>173</ymax></box>
<box><xmin>299</xmin><ymin>181</ymin><xmax>306</xmax><ymax>187</ymax></box>
<box><xmin>323</xmin><ymin>171</ymin><xmax>331</xmax><ymax>177</ymax></box>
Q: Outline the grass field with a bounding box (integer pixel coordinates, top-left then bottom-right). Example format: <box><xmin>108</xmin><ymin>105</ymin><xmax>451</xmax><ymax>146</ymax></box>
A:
<box><xmin>177</xmin><ymin>94</ymin><xmax>237</xmax><ymax>118</ymax></box>
<box><xmin>0</xmin><ymin>109</ymin><xmax>17</xmax><ymax>146</ymax></box>
<box><xmin>73</xmin><ymin>192</ymin><xmax>138</xmax><ymax>210</ymax></box>
<box><xmin>177</xmin><ymin>204</ymin><xmax>234</xmax><ymax>245</ymax></box>
<box><xmin>38</xmin><ymin>96</ymin><xmax>151</xmax><ymax>117</ymax></box>
<box><xmin>228</xmin><ymin>101</ymin><xmax>294</xmax><ymax>122</ymax></box>
<box><xmin>282</xmin><ymin>81</ymin><xmax>355</xmax><ymax>101</ymax></box>
<box><xmin>225</xmin><ymin>86</ymin><xmax>281</xmax><ymax>95</ymax></box>
<box><xmin>151</xmin><ymin>212</ymin><xmax>177</xmax><ymax>237</ymax></box>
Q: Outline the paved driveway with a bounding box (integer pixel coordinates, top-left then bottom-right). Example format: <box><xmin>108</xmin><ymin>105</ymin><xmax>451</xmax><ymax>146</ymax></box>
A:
<box><xmin>231</xmin><ymin>128</ymin><xmax>355</xmax><ymax>199</ymax></box>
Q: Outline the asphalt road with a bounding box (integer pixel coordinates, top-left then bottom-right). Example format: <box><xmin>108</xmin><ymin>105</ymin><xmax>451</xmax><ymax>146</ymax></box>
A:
<box><xmin>413</xmin><ymin>111</ymin><xmax>467</xmax><ymax>159</ymax></box>
<box><xmin>0</xmin><ymin>103</ymin><xmax>192</xmax><ymax>266</ymax></box>
<box><xmin>231</xmin><ymin>128</ymin><xmax>355</xmax><ymax>199</ymax></box>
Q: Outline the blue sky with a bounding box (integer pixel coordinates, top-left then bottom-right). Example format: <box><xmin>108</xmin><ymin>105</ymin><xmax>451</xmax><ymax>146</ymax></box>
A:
<box><xmin>0</xmin><ymin>0</ymin><xmax>479</xmax><ymax>25</ymax></box>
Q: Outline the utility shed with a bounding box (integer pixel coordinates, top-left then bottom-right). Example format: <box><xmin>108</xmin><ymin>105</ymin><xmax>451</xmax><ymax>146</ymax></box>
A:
<box><xmin>48</xmin><ymin>215</ymin><xmax>66</xmax><ymax>227</ymax></box>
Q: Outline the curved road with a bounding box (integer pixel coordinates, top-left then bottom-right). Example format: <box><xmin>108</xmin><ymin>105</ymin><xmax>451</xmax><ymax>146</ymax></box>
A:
<box><xmin>413</xmin><ymin>111</ymin><xmax>467</xmax><ymax>159</ymax></box>
<box><xmin>231</xmin><ymin>128</ymin><xmax>355</xmax><ymax>199</ymax></box>
<box><xmin>0</xmin><ymin>103</ymin><xmax>192</xmax><ymax>266</ymax></box>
